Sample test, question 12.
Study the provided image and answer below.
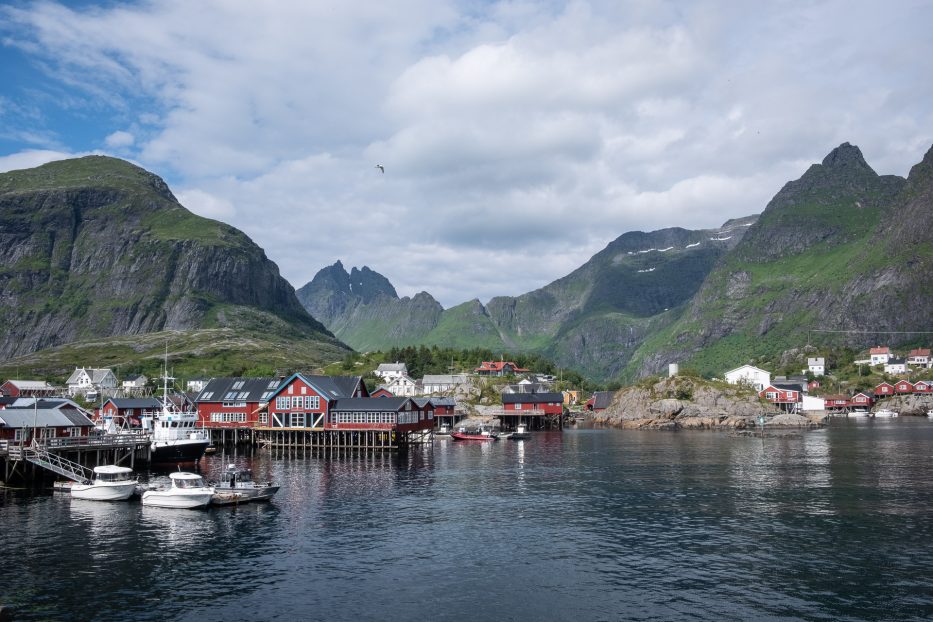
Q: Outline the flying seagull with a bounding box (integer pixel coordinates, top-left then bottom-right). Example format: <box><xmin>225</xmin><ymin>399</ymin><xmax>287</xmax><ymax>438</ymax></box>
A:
<box><xmin>375</xmin><ymin>164</ymin><xmax>384</xmax><ymax>173</ymax></box>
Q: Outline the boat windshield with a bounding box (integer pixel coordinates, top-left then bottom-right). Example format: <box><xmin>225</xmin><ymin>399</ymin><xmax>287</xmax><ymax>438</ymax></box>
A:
<box><xmin>98</xmin><ymin>472</ymin><xmax>133</xmax><ymax>482</ymax></box>
<box><xmin>173</xmin><ymin>477</ymin><xmax>204</xmax><ymax>489</ymax></box>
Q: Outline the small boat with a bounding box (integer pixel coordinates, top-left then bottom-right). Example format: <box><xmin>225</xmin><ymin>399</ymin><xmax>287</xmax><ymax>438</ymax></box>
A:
<box><xmin>210</xmin><ymin>464</ymin><xmax>279</xmax><ymax>505</ymax></box>
<box><xmin>927</xmin><ymin>409</ymin><xmax>933</xmax><ymax>418</ymax></box>
<box><xmin>451</xmin><ymin>427</ymin><xmax>499</xmax><ymax>441</ymax></box>
<box><xmin>874</xmin><ymin>408</ymin><xmax>899</xmax><ymax>418</ymax></box>
<box><xmin>142</xmin><ymin>472</ymin><xmax>214</xmax><ymax>509</ymax></box>
<box><xmin>435</xmin><ymin>424</ymin><xmax>452</xmax><ymax>436</ymax></box>
<box><xmin>848</xmin><ymin>411</ymin><xmax>870</xmax><ymax>417</ymax></box>
<box><xmin>71</xmin><ymin>466</ymin><xmax>138</xmax><ymax>501</ymax></box>
<box><xmin>508</xmin><ymin>423</ymin><xmax>531</xmax><ymax>440</ymax></box>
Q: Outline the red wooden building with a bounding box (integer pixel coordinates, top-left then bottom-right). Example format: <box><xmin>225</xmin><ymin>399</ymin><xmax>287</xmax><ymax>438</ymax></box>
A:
<box><xmin>0</xmin><ymin>404</ymin><xmax>95</xmax><ymax>443</ymax></box>
<box><xmin>894</xmin><ymin>380</ymin><xmax>915</xmax><ymax>394</ymax></box>
<box><xmin>823</xmin><ymin>395</ymin><xmax>849</xmax><ymax>412</ymax></box>
<box><xmin>99</xmin><ymin>397</ymin><xmax>161</xmax><ymax>427</ymax></box>
<box><xmin>849</xmin><ymin>392</ymin><xmax>874</xmax><ymax>411</ymax></box>
<box><xmin>262</xmin><ymin>373</ymin><xmax>370</xmax><ymax>430</ymax></box>
<box><xmin>196</xmin><ymin>377</ymin><xmax>282</xmax><ymax>428</ymax></box>
<box><xmin>914</xmin><ymin>380</ymin><xmax>932</xmax><ymax>393</ymax></box>
<box><xmin>0</xmin><ymin>380</ymin><xmax>57</xmax><ymax>398</ymax></box>
<box><xmin>371</xmin><ymin>387</ymin><xmax>394</xmax><ymax>398</ymax></box>
<box><xmin>759</xmin><ymin>384</ymin><xmax>802</xmax><ymax>412</ymax></box>
<box><xmin>585</xmin><ymin>391</ymin><xmax>613</xmax><ymax>412</ymax></box>
<box><xmin>874</xmin><ymin>382</ymin><xmax>895</xmax><ymax>398</ymax></box>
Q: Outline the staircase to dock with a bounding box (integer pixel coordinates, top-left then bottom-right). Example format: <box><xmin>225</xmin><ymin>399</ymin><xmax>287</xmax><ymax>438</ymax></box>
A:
<box><xmin>20</xmin><ymin>445</ymin><xmax>93</xmax><ymax>483</ymax></box>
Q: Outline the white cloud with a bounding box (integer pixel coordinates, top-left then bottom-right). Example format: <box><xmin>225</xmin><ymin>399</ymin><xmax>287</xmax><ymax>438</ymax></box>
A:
<box><xmin>0</xmin><ymin>149</ymin><xmax>78</xmax><ymax>173</ymax></box>
<box><xmin>104</xmin><ymin>130</ymin><xmax>135</xmax><ymax>148</ymax></box>
<box><xmin>2</xmin><ymin>0</ymin><xmax>932</xmax><ymax>307</ymax></box>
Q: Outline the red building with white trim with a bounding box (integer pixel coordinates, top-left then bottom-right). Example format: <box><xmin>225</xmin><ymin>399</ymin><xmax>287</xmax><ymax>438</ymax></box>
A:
<box><xmin>759</xmin><ymin>384</ymin><xmax>802</xmax><ymax>412</ymax></box>
<box><xmin>894</xmin><ymin>380</ymin><xmax>915</xmax><ymax>394</ymax></box>
<box><xmin>475</xmin><ymin>361</ymin><xmax>530</xmax><ymax>376</ymax></box>
<box><xmin>874</xmin><ymin>382</ymin><xmax>895</xmax><ymax>398</ymax></box>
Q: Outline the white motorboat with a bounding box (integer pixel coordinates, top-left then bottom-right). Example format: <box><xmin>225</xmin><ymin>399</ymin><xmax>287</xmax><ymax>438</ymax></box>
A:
<box><xmin>210</xmin><ymin>464</ymin><xmax>279</xmax><ymax>505</ymax></box>
<box><xmin>508</xmin><ymin>423</ymin><xmax>531</xmax><ymax>440</ymax></box>
<box><xmin>927</xmin><ymin>409</ymin><xmax>933</xmax><ymax>418</ymax></box>
<box><xmin>70</xmin><ymin>465</ymin><xmax>137</xmax><ymax>501</ymax></box>
<box><xmin>848</xmin><ymin>411</ymin><xmax>870</xmax><ymax>417</ymax></box>
<box><xmin>141</xmin><ymin>472</ymin><xmax>214</xmax><ymax>509</ymax></box>
<box><xmin>874</xmin><ymin>408</ymin><xmax>898</xmax><ymax>418</ymax></box>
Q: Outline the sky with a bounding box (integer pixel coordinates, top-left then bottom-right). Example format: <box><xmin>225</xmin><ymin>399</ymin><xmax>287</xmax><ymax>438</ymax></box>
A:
<box><xmin>1</xmin><ymin>0</ymin><xmax>931</xmax><ymax>307</ymax></box>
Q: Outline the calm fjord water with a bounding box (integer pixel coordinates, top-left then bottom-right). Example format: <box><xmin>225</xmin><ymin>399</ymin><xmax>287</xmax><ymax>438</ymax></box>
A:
<box><xmin>3</xmin><ymin>419</ymin><xmax>933</xmax><ymax>621</ymax></box>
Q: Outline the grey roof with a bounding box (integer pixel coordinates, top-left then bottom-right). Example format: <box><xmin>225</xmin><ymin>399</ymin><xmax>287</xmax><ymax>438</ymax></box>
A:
<box><xmin>887</xmin><ymin>357</ymin><xmax>907</xmax><ymax>365</ymax></box>
<box><xmin>592</xmin><ymin>391</ymin><xmax>614</xmax><ymax>410</ymax></box>
<box><xmin>807</xmin><ymin>358</ymin><xmax>825</xmax><ymax>365</ymax></box>
<box><xmin>2</xmin><ymin>379</ymin><xmax>55</xmax><ymax>390</ymax></box>
<box><xmin>428</xmin><ymin>396</ymin><xmax>455</xmax><ymax>407</ymax></box>
<box><xmin>0</xmin><ymin>408</ymin><xmax>94</xmax><ymax>429</ymax></box>
<box><xmin>197</xmin><ymin>377</ymin><xmax>281</xmax><ymax>403</ymax></box>
<box><xmin>0</xmin><ymin>396</ymin><xmax>18</xmax><ymax>406</ymax></box>
<box><xmin>772</xmin><ymin>383</ymin><xmax>803</xmax><ymax>392</ymax></box>
<box><xmin>307</xmin><ymin>375</ymin><xmax>366</xmax><ymax>399</ymax></box>
<box><xmin>330</xmin><ymin>397</ymin><xmax>412</xmax><ymax>412</ymax></box>
<box><xmin>376</xmin><ymin>363</ymin><xmax>408</xmax><ymax>372</ymax></box>
<box><xmin>8</xmin><ymin>397</ymin><xmax>82</xmax><ymax>410</ymax></box>
<box><xmin>503</xmin><ymin>382</ymin><xmax>548</xmax><ymax>394</ymax></box>
<box><xmin>502</xmin><ymin>392</ymin><xmax>564</xmax><ymax>404</ymax></box>
<box><xmin>65</xmin><ymin>368</ymin><xmax>115</xmax><ymax>385</ymax></box>
<box><xmin>104</xmin><ymin>398</ymin><xmax>162</xmax><ymax>409</ymax></box>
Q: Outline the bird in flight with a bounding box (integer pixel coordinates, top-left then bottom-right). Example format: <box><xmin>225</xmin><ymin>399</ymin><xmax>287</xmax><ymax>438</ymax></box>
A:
<box><xmin>375</xmin><ymin>164</ymin><xmax>384</xmax><ymax>173</ymax></box>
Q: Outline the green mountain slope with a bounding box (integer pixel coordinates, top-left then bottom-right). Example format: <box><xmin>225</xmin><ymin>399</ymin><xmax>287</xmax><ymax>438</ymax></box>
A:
<box><xmin>624</xmin><ymin>143</ymin><xmax>931</xmax><ymax>379</ymax></box>
<box><xmin>297</xmin><ymin>217</ymin><xmax>755</xmax><ymax>380</ymax></box>
<box><xmin>0</xmin><ymin>156</ymin><xmax>347</xmax><ymax>366</ymax></box>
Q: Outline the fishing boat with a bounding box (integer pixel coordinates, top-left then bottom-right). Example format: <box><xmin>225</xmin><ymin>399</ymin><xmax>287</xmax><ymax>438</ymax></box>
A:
<box><xmin>451</xmin><ymin>427</ymin><xmax>499</xmax><ymax>441</ymax></box>
<box><xmin>210</xmin><ymin>464</ymin><xmax>279</xmax><ymax>505</ymax></box>
<box><xmin>142</xmin><ymin>352</ymin><xmax>210</xmax><ymax>464</ymax></box>
<box><xmin>70</xmin><ymin>465</ymin><xmax>137</xmax><ymax>501</ymax></box>
<box><xmin>141</xmin><ymin>472</ymin><xmax>214</xmax><ymax>509</ymax></box>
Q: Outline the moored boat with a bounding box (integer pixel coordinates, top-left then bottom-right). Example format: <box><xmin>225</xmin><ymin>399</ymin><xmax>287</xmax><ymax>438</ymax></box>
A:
<box><xmin>70</xmin><ymin>465</ymin><xmax>137</xmax><ymax>501</ymax></box>
<box><xmin>141</xmin><ymin>472</ymin><xmax>214</xmax><ymax>509</ymax></box>
<box><xmin>143</xmin><ymin>353</ymin><xmax>210</xmax><ymax>464</ymax></box>
<box><xmin>874</xmin><ymin>408</ymin><xmax>898</xmax><ymax>418</ymax></box>
<box><xmin>210</xmin><ymin>464</ymin><xmax>279</xmax><ymax>505</ymax></box>
<box><xmin>451</xmin><ymin>427</ymin><xmax>499</xmax><ymax>441</ymax></box>
<box><xmin>508</xmin><ymin>423</ymin><xmax>531</xmax><ymax>440</ymax></box>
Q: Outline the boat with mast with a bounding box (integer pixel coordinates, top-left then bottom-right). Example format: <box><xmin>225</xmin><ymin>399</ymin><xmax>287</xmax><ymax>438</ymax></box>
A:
<box><xmin>141</xmin><ymin>350</ymin><xmax>210</xmax><ymax>464</ymax></box>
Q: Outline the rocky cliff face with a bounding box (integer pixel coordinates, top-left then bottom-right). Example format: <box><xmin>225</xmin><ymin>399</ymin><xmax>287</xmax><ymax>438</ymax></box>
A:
<box><xmin>626</xmin><ymin>143</ymin><xmax>931</xmax><ymax>378</ymax></box>
<box><xmin>0</xmin><ymin>156</ymin><xmax>338</xmax><ymax>358</ymax></box>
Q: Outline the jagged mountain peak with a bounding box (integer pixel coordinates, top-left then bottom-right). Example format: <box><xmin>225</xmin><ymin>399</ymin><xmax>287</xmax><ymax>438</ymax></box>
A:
<box><xmin>821</xmin><ymin>142</ymin><xmax>873</xmax><ymax>173</ymax></box>
<box><xmin>348</xmin><ymin>266</ymin><xmax>398</xmax><ymax>302</ymax></box>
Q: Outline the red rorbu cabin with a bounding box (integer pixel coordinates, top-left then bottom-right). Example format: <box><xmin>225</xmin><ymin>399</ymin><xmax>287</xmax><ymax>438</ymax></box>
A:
<box><xmin>99</xmin><ymin>397</ymin><xmax>161</xmax><ymax>427</ymax></box>
<box><xmin>913</xmin><ymin>381</ymin><xmax>932</xmax><ymax>393</ymax></box>
<box><xmin>823</xmin><ymin>395</ymin><xmax>850</xmax><ymax>413</ymax></box>
<box><xmin>759</xmin><ymin>384</ymin><xmax>802</xmax><ymax>412</ymax></box>
<box><xmin>849</xmin><ymin>392</ymin><xmax>874</xmax><ymax>411</ymax></box>
<box><xmin>262</xmin><ymin>373</ymin><xmax>368</xmax><ymax>430</ymax></box>
<box><xmin>874</xmin><ymin>382</ymin><xmax>895</xmax><ymax>398</ymax></box>
<box><xmin>894</xmin><ymin>380</ymin><xmax>915</xmax><ymax>394</ymax></box>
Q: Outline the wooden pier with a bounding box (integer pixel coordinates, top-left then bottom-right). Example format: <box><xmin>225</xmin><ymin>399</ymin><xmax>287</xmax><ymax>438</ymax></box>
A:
<box><xmin>254</xmin><ymin>427</ymin><xmax>432</xmax><ymax>451</ymax></box>
<box><xmin>0</xmin><ymin>432</ymin><xmax>151</xmax><ymax>485</ymax></box>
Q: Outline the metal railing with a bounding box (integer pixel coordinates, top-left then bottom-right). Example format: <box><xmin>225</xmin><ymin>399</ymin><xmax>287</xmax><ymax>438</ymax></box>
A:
<box><xmin>23</xmin><ymin>446</ymin><xmax>94</xmax><ymax>483</ymax></box>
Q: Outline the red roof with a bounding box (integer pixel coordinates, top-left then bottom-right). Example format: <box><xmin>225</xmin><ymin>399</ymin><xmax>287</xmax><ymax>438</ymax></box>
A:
<box><xmin>475</xmin><ymin>361</ymin><xmax>530</xmax><ymax>373</ymax></box>
<box><xmin>909</xmin><ymin>348</ymin><xmax>931</xmax><ymax>357</ymax></box>
<box><xmin>870</xmin><ymin>346</ymin><xmax>890</xmax><ymax>355</ymax></box>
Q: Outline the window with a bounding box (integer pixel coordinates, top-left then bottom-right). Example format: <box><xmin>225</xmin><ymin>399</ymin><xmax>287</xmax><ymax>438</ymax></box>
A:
<box><xmin>238</xmin><ymin>392</ymin><xmax>249</xmax><ymax>400</ymax></box>
<box><xmin>276</xmin><ymin>396</ymin><xmax>289</xmax><ymax>410</ymax></box>
<box><xmin>765</xmin><ymin>392</ymin><xmax>777</xmax><ymax>400</ymax></box>
<box><xmin>291</xmin><ymin>396</ymin><xmax>302</xmax><ymax>409</ymax></box>
<box><xmin>301</xmin><ymin>386</ymin><xmax>307</xmax><ymax>395</ymax></box>
<box><xmin>304</xmin><ymin>396</ymin><xmax>319</xmax><ymax>410</ymax></box>
<box><xmin>290</xmin><ymin>413</ymin><xmax>305</xmax><ymax>427</ymax></box>
<box><xmin>68</xmin><ymin>427</ymin><xmax>82</xmax><ymax>437</ymax></box>
<box><xmin>267</xmin><ymin>379</ymin><xmax>280</xmax><ymax>390</ymax></box>
<box><xmin>232</xmin><ymin>380</ymin><xmax>245</xmax><ymax>390</ymax></box>
<box><xmin>260</xmin><ymin>391</ymin><xmax>275</xmax><ymax>401</ymax></box>
<box><xmin>259</xmin><ymin>413</ymin><xmax>268</xmax><ymax>425</ymax></box>
<box><xmin>225</xmin><ymin>392</ymin><xmax>237</xmax><ymax>400</ymax></box>
<box><xmin>222</xmin><ymin>401</ymin><xmax>246</xmax><ymax>408</ymax></box>
<box><xmin>14</xmin><ymin>429</ymin><xmax>26</xmax><ymax>442</ymax></box>
<box><xmin>201</xmin><ymin>391</ymin><xmax>214</xmax><ymax>400</ymax></box>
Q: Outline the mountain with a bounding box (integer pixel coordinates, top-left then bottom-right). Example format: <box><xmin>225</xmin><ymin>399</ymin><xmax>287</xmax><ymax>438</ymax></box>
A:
<box><xmin>625</xmin><ymin>142</ymin><xmax>931</xmax><ymax>377</ymax></box>
<box><xmin>297</xmin><ymin>216</ymin><xmax>756</xmax><ymax>378</ymax></box>
<box><xmin>0</xmin><ymin>156</ymin><xmax>347</xmax><ymax>369</ymax></box>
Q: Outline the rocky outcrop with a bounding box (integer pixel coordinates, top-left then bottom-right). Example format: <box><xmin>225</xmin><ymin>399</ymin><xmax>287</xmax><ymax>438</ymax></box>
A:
<box><xmin>593</xmin><ymin>376</ymin><xmax>778</xmax><ymax>430</ymax></box>
<box><xmin>876</xmin><ymin>394</ymin><xmax>933</xmax><ymax>416</ymax></box>
<box><xmin>0</xmin><ymin>156</ymin><xmax>340</xmax><ymax>359</ymax></box>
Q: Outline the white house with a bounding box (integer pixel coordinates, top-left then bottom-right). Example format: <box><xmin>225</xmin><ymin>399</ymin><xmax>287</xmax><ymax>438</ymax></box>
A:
<box><xmin>907</xmin><ymin>348</ymin><xmax>931</xmax><ymax>369</ymax></box>
<box><xmin>385</xmin><ymin>374</ymin><xmax>417</xmax><ymax>397</ymax></box>
<box><xmin>122</xmin><ymin>374</ymin><xmax>148</xmax><ymax>392</ymax></box>
<box><xmin>66</xmin><ymin>368</ymin><xmax>117</xmax><ymax>397</ymax></box>
<box><xmin>884</xmin><ymin>358</ymin><xmax>907</xmax><ymax>375</ymax></box>
<box><xmin>375</xmin><ymin>362</ymin><xmax>408</xmax><ymax>382</ymax></box>
<box><xmin>186</xmin><ymin>377</ymin><xmax>210</xmax><ymax>392</ymax></box>
<box><xmin>421</xmin><ymin>374</ymin><xmax>469</xmax><ymax>394</ymax></box>
<box><xmin>724</xmin><ymin>365</ymin><xmax>771</xmax><ymax>391</ymax></box>
<box><xmin>807</xmin><ymin>357</ymin><xmax>825</xmax><ymax>376</ymax></box>
<box><xmin>870</xmin><ymin>346</ymin><xmax>892</xmax><ymax>366</ymax></box>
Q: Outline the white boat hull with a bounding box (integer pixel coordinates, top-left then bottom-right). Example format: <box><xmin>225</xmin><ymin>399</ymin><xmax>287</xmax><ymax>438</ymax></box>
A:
<box><xmin>142</xmin><ymin>490</ymin><xmax>214</xmax><ymax>509</ymax></box>
<box><xmin>71</xmin><ymin>482</ymin><xmax>137</xmax><ymax>501</ymax></box>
